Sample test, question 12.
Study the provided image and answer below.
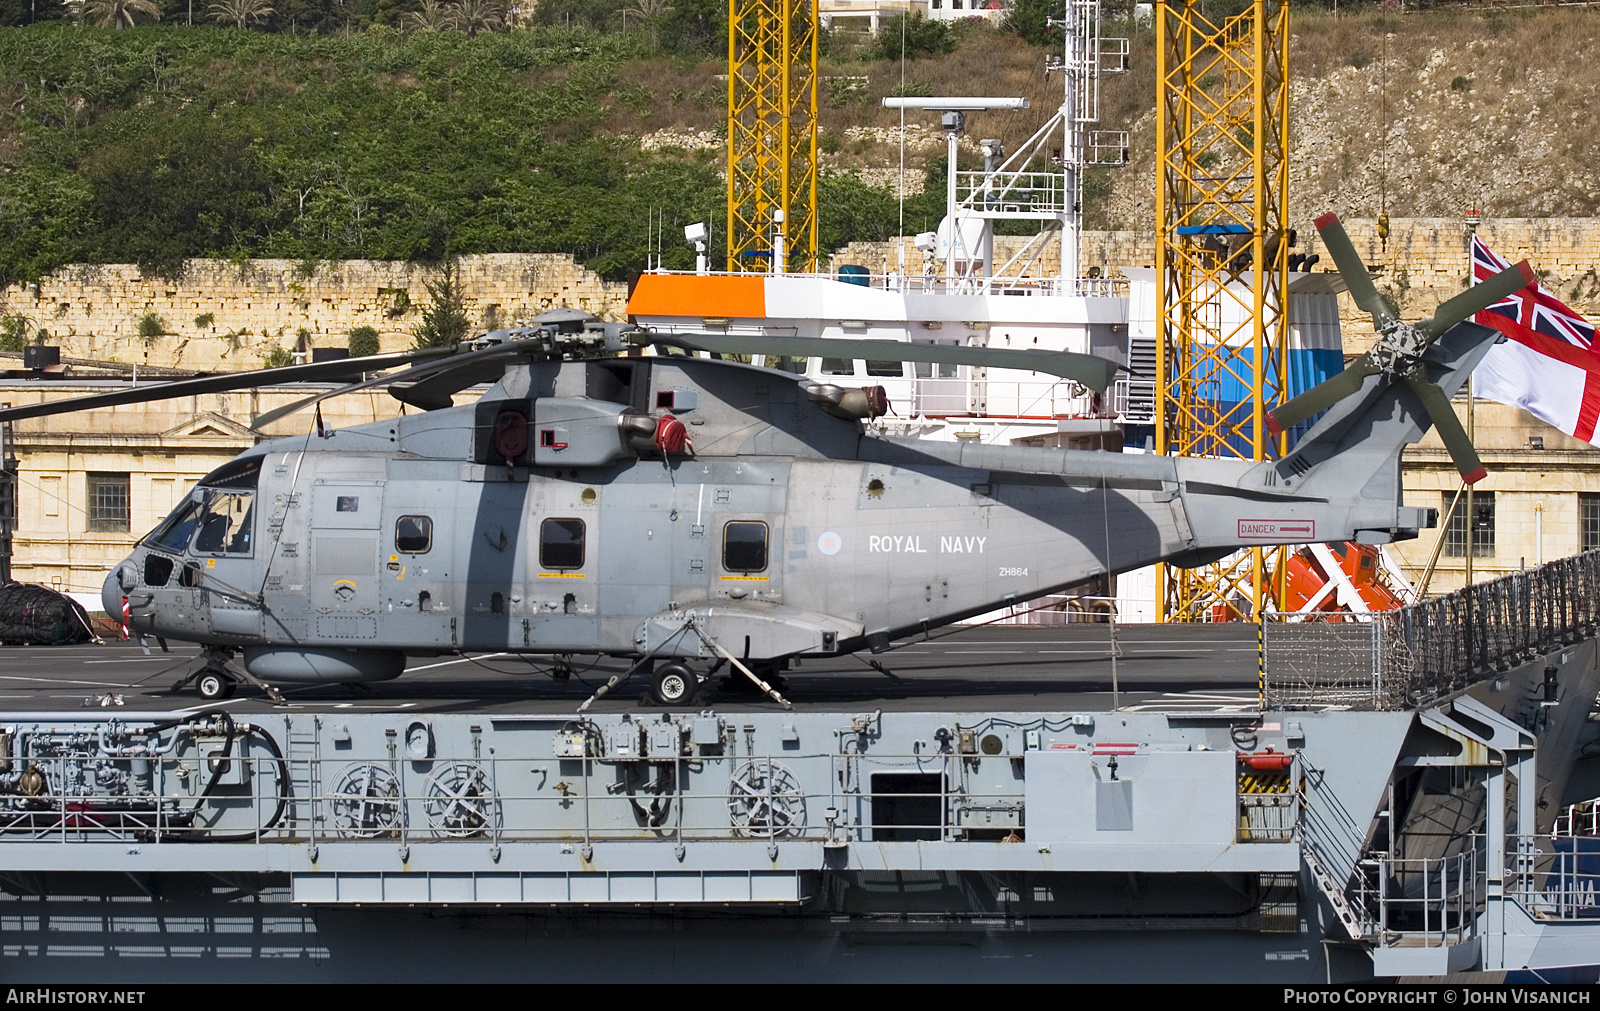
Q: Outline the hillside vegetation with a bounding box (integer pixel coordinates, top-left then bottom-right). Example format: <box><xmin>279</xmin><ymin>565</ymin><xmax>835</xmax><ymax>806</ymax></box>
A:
<box><xmin>3</xmin><ymin>6</ymin><xmax>1600</xmax><ymax>287</ymax></box>
<box><xmin>0</xmin><ymin>25</ymin><xmax>947</xmax><ymax>284</ymax></box>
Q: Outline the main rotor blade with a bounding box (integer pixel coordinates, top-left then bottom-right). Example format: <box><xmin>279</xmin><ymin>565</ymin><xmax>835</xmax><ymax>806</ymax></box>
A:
<box><xmin>250</xmin><ymin>344</ymin><xmax>524</xmax><ymax>430</ymax></box>
<box><xmin>1403</xmin><ymin>369</ymin><xmax>1486</xmax><ymax>484</ymax></box>
<box><xmin>647</xmin><ymin>333</ymin><xmax>1123</xmax><ymax>393</ymax></box>
<box><xmin>0</xmin><ymin>349</ymin><xmax>448</xmax><ymax>424</ymax></box>
<box><xmin>1265</xmin><ymin>351</ymin><xmax>1383</xmax><ymax>435</ymax></box>
<box><xmin>1419</xmin><ymin>260</ymin><xmax>1535</xmax><ymax>341</ymax></box>
<box><xmin>1313</xmin><ymin>213</ymin><xmax>1397</xmax><ymax>333</ymax></box>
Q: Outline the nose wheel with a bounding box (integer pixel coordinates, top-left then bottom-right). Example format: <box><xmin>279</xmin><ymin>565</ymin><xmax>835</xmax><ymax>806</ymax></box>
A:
<box><xmin>649</xmin><ymin>662</ymin><xmax>699</xmax><ymax>706</ymax></box>
<box><xmin>175</xmin><ymin>646</ymin><xmax>284</xmax><ymax>705</ymax></box>
<box><xmin>196</xmin><ymin>669</ymin><xmax>236</xmax><ymax>701</ymax></box>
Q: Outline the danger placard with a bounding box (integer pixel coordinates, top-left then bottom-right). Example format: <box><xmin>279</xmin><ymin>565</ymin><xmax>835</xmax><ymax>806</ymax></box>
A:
<box><xmin>1237</xmin><ymin>519</ymin><xmax>1314</xmax><ymax>540</ymax></box>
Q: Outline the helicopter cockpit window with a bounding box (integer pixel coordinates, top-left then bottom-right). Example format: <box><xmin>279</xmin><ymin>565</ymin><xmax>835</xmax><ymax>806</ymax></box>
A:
<box><xmin>723</xmin><ymin>520</ymin><xmax>769</xmax><ymax>573</ymax></box>
<box><xmin>184</xmin><ymin>456</ymin><xmax>261</xmax><ymax>556</ymax></box>
<box><xmin>540</xmin><ymin>518</ymin><xmax>586</xmax><ymax>570</ymax></box>
<box><xmin>396</xmin><ymin>516</ymin><xmax>432</xmax><ymax>554</ymax></box>
<box><xmin>146</xmin><ymin>498</ymin><xmax>203</xmax><ymax>552</ymax></box>
<box><xmin>820</xmin><ymin>358</ymin><xmax>855</xmax><ymax>376</ymax></box>
<box><xmin>193</xmin><ymin>490</ymin><xmax>254</xmax><ymax>555</ymax></box>
<box><xmin>199</xmin><ymin>456</ymin><xmax>263</xmax><ymax>490</ymax></box>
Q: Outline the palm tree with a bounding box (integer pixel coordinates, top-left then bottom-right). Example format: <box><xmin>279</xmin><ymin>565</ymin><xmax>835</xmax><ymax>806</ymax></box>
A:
<box><xmin>448</xmin><ymin>0</ymin><xmax>504</xmax><ymax>37</ymax></box>
<box><xmin>78</xmin><ymin>0</ymin><xmax>161</xmax><ymax>29</ymax></box>
<box><xmin>208</xmin><ymin>0</ymin><xmax>273</xmax><ymax>28</ymax></box>
<box><xmin>405</xmin><ymin>0</ymin><xmax>455</xmax><ymax>31</ymax></box>
<box><xmin>619</xmin><ymin>0</ymin><xmax>671</xmax><ymax>48</ymax></box>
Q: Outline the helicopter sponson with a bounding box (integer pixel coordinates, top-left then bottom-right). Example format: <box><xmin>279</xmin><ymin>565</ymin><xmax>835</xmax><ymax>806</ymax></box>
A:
<box><xmin>86</xmin><ymin>313</ymin><xmax>1496</xmax><ymax>703</ymax></box>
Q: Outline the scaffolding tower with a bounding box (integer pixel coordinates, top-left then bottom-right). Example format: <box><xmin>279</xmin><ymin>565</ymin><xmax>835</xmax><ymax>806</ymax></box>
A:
<box><xmin>1155</xmin><ymin>0</ymin><xmax>1290</xmax><ymax>621</ymax></box>
<box><xmin>726</xmin><ymin>0</ymin><xmax>819</xmax><ymax>273</ymax></box>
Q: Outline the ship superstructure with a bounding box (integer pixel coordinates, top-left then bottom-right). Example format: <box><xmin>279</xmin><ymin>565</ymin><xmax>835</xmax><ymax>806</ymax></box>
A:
<box><xmin>3</xmin><ymin>553</ymin><xmax>1600</xmax><ymax>981</ymax></box>
<box><xmin>630</xmin><ymin>2</ymin><xmax>1344</xmax><ymax>455</ymax></box>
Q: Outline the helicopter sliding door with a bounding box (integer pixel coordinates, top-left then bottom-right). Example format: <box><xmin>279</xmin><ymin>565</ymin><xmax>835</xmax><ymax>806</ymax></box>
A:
<box><xmin>381</xmin><ymin>479</ymin><xmax>459</xmax><ymax>650</ymax></box>
<box><xmin>525</xmin><ymin>480</ymin><xmax>600</xmax><ymax>651</ymax></box>
<box><xmin>309</xmin><ymin>473</ymin><xmax>384</xmax><ymax>643</ymax></box>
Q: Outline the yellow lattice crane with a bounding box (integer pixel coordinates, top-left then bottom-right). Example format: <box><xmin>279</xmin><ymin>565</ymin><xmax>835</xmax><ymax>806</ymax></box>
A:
<box><xmin>1155</xmin><ymin>0</ymin><xmax>1290</xmax><ymax>621</ymax></box>
<box><xmin>726</xmin><ymin>0</ymin><xmax>819</xmax><ymax>273</ymax></box>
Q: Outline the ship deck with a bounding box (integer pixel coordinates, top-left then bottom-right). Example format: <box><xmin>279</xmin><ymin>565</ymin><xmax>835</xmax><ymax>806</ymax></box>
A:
<box><xmin>0</xmin><ymin>623</ymin><xmax>1264</xmax><ymax>715</ymax></box>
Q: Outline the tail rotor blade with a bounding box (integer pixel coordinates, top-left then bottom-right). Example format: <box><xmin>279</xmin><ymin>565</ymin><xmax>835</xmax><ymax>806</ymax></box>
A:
<box><xmin>1266</xmin><ymin>352</ymin><xmax>1381</xmax><ymax>435</ymax></box>
<box><xmin>1403</xmin><ymin>370</ymin><xmax>1486</xmax><ymax>484</ymax></box>
<box><xmin>1314</xmin><ymin>213</ymin><xmax>1397</xmax><ymax>332</ymax></box>
<box><xmin>1420</xmin><ymin>260</ymin><xmax>1536</xmax><ymax>340</ymax></box>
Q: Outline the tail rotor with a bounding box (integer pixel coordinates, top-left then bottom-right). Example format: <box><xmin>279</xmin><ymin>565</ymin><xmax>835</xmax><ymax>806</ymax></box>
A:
<box><xmin>1265</xmin><ymin>212</ymin><xmax>1534</xmax><ymax>484</ymax></box>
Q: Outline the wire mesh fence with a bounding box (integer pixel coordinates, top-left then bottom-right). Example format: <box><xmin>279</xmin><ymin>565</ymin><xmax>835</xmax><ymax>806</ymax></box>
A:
<box><xmin>1264</xmin><ymin>550</ymin><xmax>1600</xmax><ymax>710</ymax></box>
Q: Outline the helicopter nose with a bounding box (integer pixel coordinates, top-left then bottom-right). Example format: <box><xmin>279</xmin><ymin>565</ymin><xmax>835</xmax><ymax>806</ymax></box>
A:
<box><xmin>102</xmin><ymin>562</ymin><xmax>135</xmax><ymax>620</ymax></box>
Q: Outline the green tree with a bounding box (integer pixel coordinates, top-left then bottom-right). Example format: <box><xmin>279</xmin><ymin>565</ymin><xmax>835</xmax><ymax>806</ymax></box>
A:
<box><xmin>450</xmin><ymin>0</ymin><xmax>503</xmax><ymax>36</ymax></box>
<box><xmin>78</xmin><ymin>0</ymin><xmax>161</xmax><ymax>27</ymax></box>
<box><xmin>1001</xmin><ymin>0</ymin><xmax>1059</xmax><ymax>46</ymax></box>
<box><xmin>870</xmin><ymin>13</ymin><xmax>953</xmax><ymax>60</ymax></box>
<box><xmin>208</xmin><ymin>0</ymin><xmax>273</xmax><ymax>27</ymax></box>
<box><xmin>528</xmin><ymin>0</ymin><xmax>624</xmax><ymax>32</ymax></box>
<box><xmin>0</xmin><ymin>316</ymin><xmax>32</xmax><ymax>353</ymax></box>
<box><xmin>348</xmin><ymin>325</ymin><xmax>380</xmax><ymax>357</ymax></box>
<box><xmin>655</xmin><ymin>0</ymin><xmax>719</xmax><ymax>54</ymax></box>
<box><xmin>411</xmin><ymin>262</ymin><xmax>470</xmax><ymax>349</ymax></box>
<box><xmin>80</xmin><ymin>116</ymin><xmax>279</xmax><ymax>276</ymax></box>
<box><xmin>0</xmin><ymin>0</ymin><xmax>69</xmax><ymax>26</ymax></box>
<box><xmin>405</xmin><ymin>0</ymin><xmax>452</xmax><ymax>29</ymax></box>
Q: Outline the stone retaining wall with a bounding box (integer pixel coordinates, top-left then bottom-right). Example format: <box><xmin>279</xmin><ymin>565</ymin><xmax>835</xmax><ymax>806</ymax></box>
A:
<box><xmin>0</xmin><ymin>254</ymin><xmax>630</xmax><ymax>372</ymax></box>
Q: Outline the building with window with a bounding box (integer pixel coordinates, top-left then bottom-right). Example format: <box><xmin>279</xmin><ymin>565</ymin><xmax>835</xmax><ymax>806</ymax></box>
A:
<box><xmin>818</xmin><ymin>0</ymin><xmax>1003</xmax><ymax>34</ymax></box>
<box><xmin>1391</xmin><ymin>400</ymin><xmax>1600</xmax><ymax>596</ymax></box>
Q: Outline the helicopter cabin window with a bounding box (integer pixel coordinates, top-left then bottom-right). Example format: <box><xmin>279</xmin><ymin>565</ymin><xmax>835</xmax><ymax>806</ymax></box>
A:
<box><xmin>865</xmin><ymin>360</ymin><xmax>905</xmax><ymax>378</ymax></box>
<box><xmin>723</xmin><ymin>520</ymin><xmax>769</xmax><ymax>573</ymax></box>
<box><xmin>396</xmin><ymin>515</ymin><xmax>432</xmax><ymax>554</ymax></box>
<box><xmin>820</xmin><ymin>358</ymin><xmax>856</xmax><ymax>376</ymax></box>
<box><xmin>540</xmin><ymin>518</ymin><xmax>586</xmax><ymax>570</ymax></box>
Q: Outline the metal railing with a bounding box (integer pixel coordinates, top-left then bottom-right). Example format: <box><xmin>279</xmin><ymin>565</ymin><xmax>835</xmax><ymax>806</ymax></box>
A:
<box><xmin>640</xmin><ymin>268</ymin><xmax>1130</xmax><ymax>301</ymax></box>
<box><xmin>957</xmin><ymin>170</ymin><xmax>1068</xmax><ymax>216</ymax></box>
<box><xmin>1555</xmin><ymin>800</ymin><xmax>1600</xmax><ymax>839</ymax></box>
<box><xmin>1264</xmin><ymin>551</ymin><xmax>1600</xmax><ymax>710</ymax></box>
<box><xmin>1506</xmin><ymin>834</ymin><xmax>1600</xmax><ymax>921</ymax></box>
<box><xmin>0</xmin><ymin>750</ymin><xmax>1038</xmax><ymax>848</ymax></box>
<box><xmin>1354</xmin><ymin>846</ymin><xmax>1485</xmax><ymax>946</ymax></box>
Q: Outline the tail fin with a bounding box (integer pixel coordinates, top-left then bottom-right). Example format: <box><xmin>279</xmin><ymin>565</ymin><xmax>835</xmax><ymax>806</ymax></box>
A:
<box><xmin>1250</xmin><ymin>321</ymin><xmax>1501</xmax><ymax>539</ymax></box>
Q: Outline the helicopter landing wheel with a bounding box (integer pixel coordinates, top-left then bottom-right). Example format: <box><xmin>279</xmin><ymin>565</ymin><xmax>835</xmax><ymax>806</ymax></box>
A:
<box><xmin>650</xmin><ymin>662</ymin><xmax>697</xmax><ymax>706</ymax></box>
<box><xmin>196</xmin><ymin>670</ymin><xmax>235</xmax><ymax>701</ymax></box>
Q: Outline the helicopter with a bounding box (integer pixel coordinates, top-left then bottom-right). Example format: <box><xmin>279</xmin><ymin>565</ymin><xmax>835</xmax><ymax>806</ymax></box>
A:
<box><xmin>0</xmin><ymin>215</ymin><xmax>1536</xmax><ymax>706</ymax></box>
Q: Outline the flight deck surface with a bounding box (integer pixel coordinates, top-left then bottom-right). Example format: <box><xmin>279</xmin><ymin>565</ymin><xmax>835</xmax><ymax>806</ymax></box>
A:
<box><xmin>0</xmin><ymin>623</ymin><xmax>1264</xmax><ymax>715</ymax></box>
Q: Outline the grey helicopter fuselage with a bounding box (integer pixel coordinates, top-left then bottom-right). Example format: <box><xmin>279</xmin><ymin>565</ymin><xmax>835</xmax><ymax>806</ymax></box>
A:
<box><xmin>102</xmin><ymin>326</ymin><xmax>1472</xmax><ymax>686</ymax></box>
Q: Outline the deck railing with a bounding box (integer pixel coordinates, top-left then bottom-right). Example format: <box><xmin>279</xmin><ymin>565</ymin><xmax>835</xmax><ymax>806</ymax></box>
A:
<box><xmin>1264</xmin><ymin>550</ymin><xmax>1600</xmax><ymax>710</ymax></box>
